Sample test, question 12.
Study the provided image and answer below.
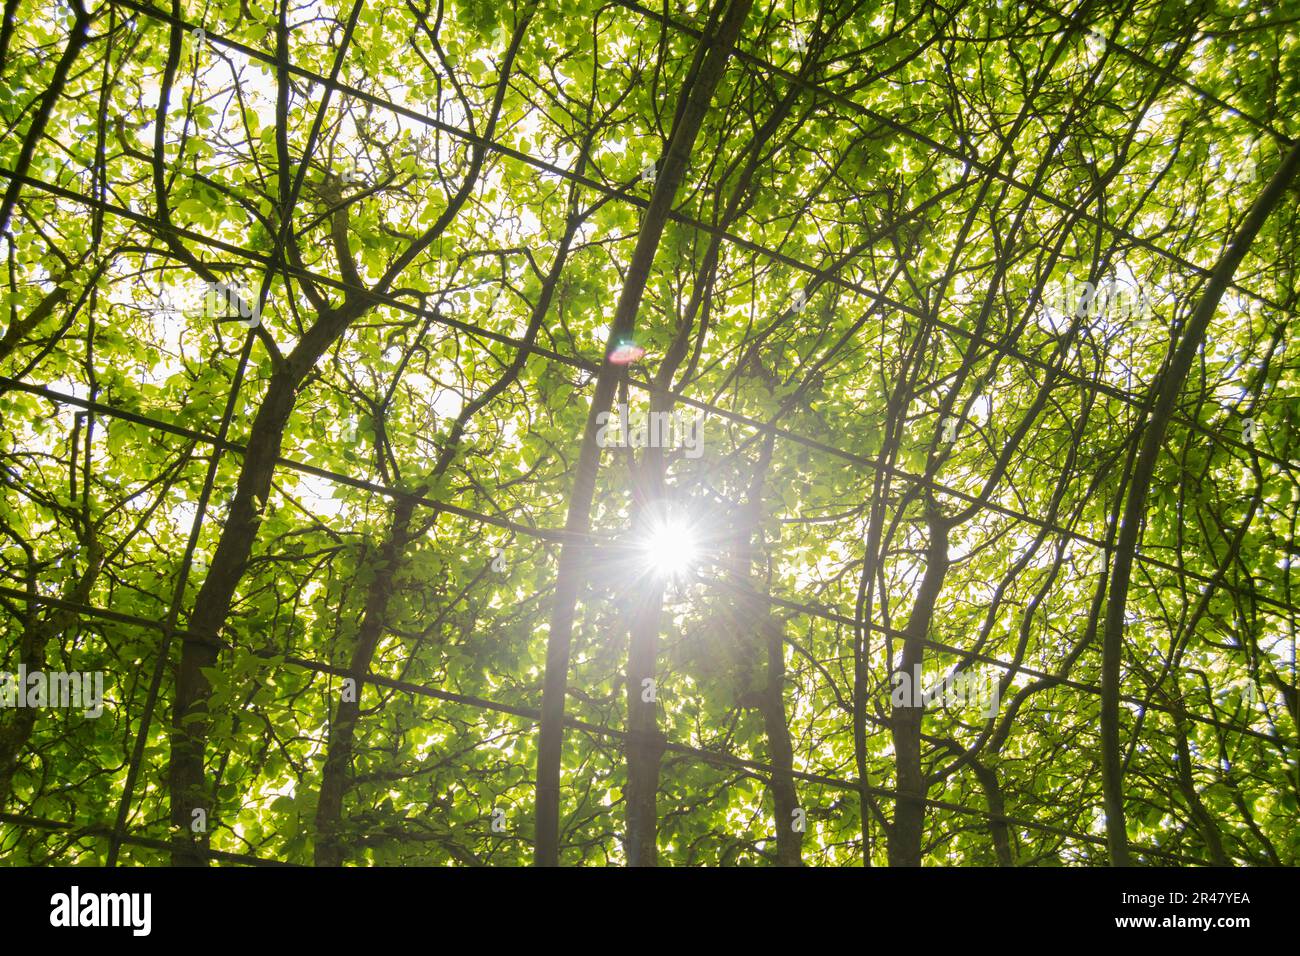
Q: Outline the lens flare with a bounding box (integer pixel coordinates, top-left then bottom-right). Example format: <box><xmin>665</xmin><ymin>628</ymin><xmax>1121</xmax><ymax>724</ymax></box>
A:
<box><xmin>607</xmin><ymin>339</ymin><xmax>646</xmax><ymax>365</ymax></box>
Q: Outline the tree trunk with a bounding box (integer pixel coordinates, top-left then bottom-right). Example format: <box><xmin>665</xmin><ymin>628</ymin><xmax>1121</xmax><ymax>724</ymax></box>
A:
<box><xmin>533</xmin><ymin>0</ymin><xmax>753</xmax><ymax>867</ymax></box>
<box><xmin>971</xmin><ymin>761</ymin><xmax>1013</xmax><ymax>866</ymax></box>
<box><xmin>311</xmin><ymin>161</ymin><xmax>584</xmax><ymax>865</ymax></box>
<box><xmin>1099</xmin><ymin>138</ymin><xmax>1300</xmax><ymax>866</ymax></box>
<box><xmin>888</xmin><ymin>510</ymin><xmax>949</xmax><ymax>867</ymax></box>
<box><xmin>170</xmin><ymin>363</ymin><xmax>302</xmax><ymax>864</ymax></box>
<box><xmin>313</xmin><ymin>498</ymin><xmax>415</xmax><ymax>866</ymax></box>
<box><xmin>761</xmin><ymin>614</ymin><xmax>801</xmax><ymax>866</ymax></box>
<box><xmin>164</xmin><ymin>0</ymin><xmax>531</xmax><ymax>862</ymax></box>
<box><xmin>620</xmin><ymin>38</ymin><xmax>806</xmax><ymax>865</ymax></box>
<box><xmin>624</xmin><ymin>557</ymin><xmax>665</xmax><ymax>866</ymax></box>
<box><xmin>739</xmin><ymin>434</ymin><xmax>801</xmax><ymax>865</ymax></box>
<box><xmin>0</xmin><ymin>542</ymin><xmax>101</xmax><ymax>805</ymax></box>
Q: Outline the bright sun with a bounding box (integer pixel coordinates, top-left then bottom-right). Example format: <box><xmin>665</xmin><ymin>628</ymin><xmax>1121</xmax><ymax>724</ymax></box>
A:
<box><xmin>643</xmin><ymin>517</ymin><xmax>699</xmax><ymax>578</ymax></box>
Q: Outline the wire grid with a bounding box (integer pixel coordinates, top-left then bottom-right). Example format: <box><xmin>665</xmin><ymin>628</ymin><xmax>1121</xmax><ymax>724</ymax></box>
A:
<box><xmin>0</xmin><ymin>0</ymin><xmax>1295</xmax><ymax>866</ymax></box>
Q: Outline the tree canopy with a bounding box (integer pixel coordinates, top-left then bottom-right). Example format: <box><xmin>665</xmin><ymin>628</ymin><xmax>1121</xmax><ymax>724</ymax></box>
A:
<box><xmin>0</xmin><ymin>0</ymin><xmax>1297</xmax><ymax>867</ymax></box>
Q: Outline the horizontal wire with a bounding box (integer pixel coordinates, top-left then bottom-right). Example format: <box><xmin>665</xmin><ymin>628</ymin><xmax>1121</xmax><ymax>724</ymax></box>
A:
<box><xmin>1</xmin><ymin>379</ymin><xmax>1289</xmax><ymax>747</ymax></box>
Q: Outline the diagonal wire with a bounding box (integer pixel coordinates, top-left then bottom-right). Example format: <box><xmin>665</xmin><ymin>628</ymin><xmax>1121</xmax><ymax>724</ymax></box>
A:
<box><xmin>6</xmin><ymin>316</ymin><xmax>1295</xmax><ymax>622</ymax></box>
<box><xmin>1</xmin><ymin>485</ymin><xmax>1285</xmax><ymax>749</ymax></box>
<box><xmin>609</xmin><ymin>0</ymin><xmax>1296</xmax><ymax>308</ymax></box>
<box><xmin>7</xmin><ymin>385</ymin><xmax>1290</xmax><ymax>754</ymax></box>
<box><xmin>8</xmin><ymin>164</ymin><xmax>1287</xmax><ymax>486</ymax></box>
<box><xmin>100</xmin><ymin>0</ymin><xmax>1298</xmax><ymax>458</ymax></box>
<box><xmin>1024</xmin><ymin>0</ymin><xmax>1292</xmax><ymax>145</ymax></box>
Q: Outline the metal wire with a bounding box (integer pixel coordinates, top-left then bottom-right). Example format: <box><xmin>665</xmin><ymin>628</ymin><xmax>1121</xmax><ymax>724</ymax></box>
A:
<box><xmin>101</xmin><ymin>0</ymin><xmax>1300</xmax><ymax>470</ymax></box>
<box><xmin>0</xmin><ymin>587</ymin><xmax>1215</xmax><ymax>865</ymax></box>
<box><xmin>0</xmin><ymin>0</ymin><xmax>1290</xmax><ymax>867</ymax></box>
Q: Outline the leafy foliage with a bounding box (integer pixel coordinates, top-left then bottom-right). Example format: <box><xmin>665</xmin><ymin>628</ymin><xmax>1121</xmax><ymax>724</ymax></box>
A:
<box><xmin>0</xmin><ymin>0</ymin><xmax>1297</xmax><ymax>866</ymax></box>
